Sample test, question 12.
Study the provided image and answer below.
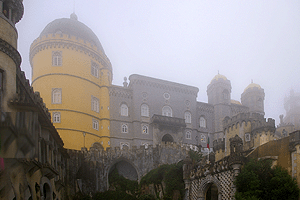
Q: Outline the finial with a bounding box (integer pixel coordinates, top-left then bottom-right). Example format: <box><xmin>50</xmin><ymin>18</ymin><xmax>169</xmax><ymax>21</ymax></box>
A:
<box><xmin>218</xmin><ymin>70</ymin><xmax>219</xmax><ymax>74</ymax></box>
<box><xmin>70</xmin><ymin>12</ymin><xmax>78</xmax><ymax>20</ymax></box>
<box><xmin>123</xmin><ymin>77</ymin><xmax>128</xmax><ymax>87</ymax></box>
<box><xmin>73</xmin><ymin>0</ymin><xmax>76</xmax><ymax>13</ymax></box>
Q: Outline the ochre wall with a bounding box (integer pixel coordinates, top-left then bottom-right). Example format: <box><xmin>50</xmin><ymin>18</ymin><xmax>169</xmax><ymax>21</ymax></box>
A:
<box><xmin>31</xmin><ymin>34</ymin><xmax>111</xmax><ymax>150</ymax></box>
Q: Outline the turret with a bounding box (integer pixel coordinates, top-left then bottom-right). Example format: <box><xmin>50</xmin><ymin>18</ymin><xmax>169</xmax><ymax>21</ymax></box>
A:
<box><xmin>0</xmin><ymin>0</ymin><xmax>23</xmax><ymax>112</ymax></box>
<box><xmin>207</xmin><ymin>73</ymin><xmax>231</xmax><ymax>105</ymax></box>
<box><xmin>207</xmin><ymin>73</ymin><xmax>232</xmax><ymax>132</ymax></box>
<box><xmin>241</xmin><ymin>81</ymin><xmax>265</xmax><ymax>115</ymax></box>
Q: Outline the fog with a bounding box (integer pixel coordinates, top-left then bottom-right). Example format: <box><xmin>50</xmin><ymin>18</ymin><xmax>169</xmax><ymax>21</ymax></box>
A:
<box><xmin>16</xmin><ymin>0</ymin><xmax>300</xmax><ymax>125</ymax></box>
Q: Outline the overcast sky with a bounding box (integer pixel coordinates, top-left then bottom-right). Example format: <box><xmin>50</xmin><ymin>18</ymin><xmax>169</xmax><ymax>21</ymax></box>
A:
<box><xmin>16</xmin><ymin>0</ymin><xmax>300</xmax><ymax>125</ymax></box>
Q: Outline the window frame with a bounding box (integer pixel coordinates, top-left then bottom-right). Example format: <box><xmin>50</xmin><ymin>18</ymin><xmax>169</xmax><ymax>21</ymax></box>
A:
<box><xmin>121</xmin><ymin>104</ymin><xmax>128</xmax><ymax>116</ymax></box>
<box><xmin>186</xmin><ymin>131</ymin><xmax>192</xmax><ymax>139</ymax></box>
<box><xmin>52</xmin><ymin>88</ymin><xmax>62</xmax><ymax>104</ymax></box>
<box><xmin>141</xmin><ymin>104</ymin><xmax>149</xmax><ymax>117</ymax></box>
<box><xmin>121</xmin><ymin>124</ymin><xmax>128</xmax><ymax>133</ymax></box>
<box><xmin>91</xmin><ymin>61</ymin><xmax>99</xmax><ymax>78</ymax></box>
<box><xmin>52</xmin><ymin>112</ymin><xmax>61</xmax><ymax>123</ymax></box>
<box><xmin>200</xmin><ymin>134</ymin><xmax>206</xmax><ymax>143</ymax></box>
<box><xmin>91</xmin><ymin>95</ymin><xmax>100</xmax><ymax>113</ymax></box>
<box><xmin>142</xmin><ymin>125</ymin><xmax>149</xmax><ymax>134</ymax></box>
<box><xmin>200</xmin><ymin>116</ymin><xmax>206</xmax><ymax>128</ymax></box>
<box><xmin>162</xmin><ymin>106</ymin><xmax>172</xmax><ymax>117</ymax></box>
<box><xmin>92</xmin><ymin>118</ymin><xmax>99</xmax><ymax>131</ymax></box>
<box><xmin>184</xmin><ymin>111</ymin><xmax>192</xmax><ymax>124</ymax></box>
<box><xmin>52</xmin><ymin>51</ymin><xmax>62</xmax><ymax>66</ymax></box>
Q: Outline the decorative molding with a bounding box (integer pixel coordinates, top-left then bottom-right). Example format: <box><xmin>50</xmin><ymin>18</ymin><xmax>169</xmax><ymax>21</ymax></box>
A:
<box><xmin>30</xmin><ymin>40</ymin><xmax>112</xmax><ymax>71</ymax></box>
<box><xmin>130</xmin><ymin>78</ymin><xmax>198</xmax><ymax>96</ymax></box>
<box><xmin>0</xmin><ymin>37</ymin><xmax>21</xmax><ymax>67</ymax></box>
<box><xmin>32</xmin><ymin>73</ymin><xmax>109</xmax><ymax>90</ymax></box>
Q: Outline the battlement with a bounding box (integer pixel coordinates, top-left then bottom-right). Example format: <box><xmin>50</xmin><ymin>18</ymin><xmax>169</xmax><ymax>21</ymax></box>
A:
<box><xmin>67</xmin><ymin>142</ymin><xmax>191</xmax><ymax>161</ymax></box>
<box><xmin>29</xmin><ymin>33</ymin><xmax>112</xmax><ymax>70</ymax></box>
<box><xmin>289</xmin><ymin>130</ymin><xmax>300</xmax><ymax>152</ymax></box>
<box><xmin>213</xmin><ymin>138</ymin><xmax>225</xmax><ymax>152</ymax></box>
<box><xmin>223</xmin><ymin>112</ymin><xmax>264</xmax><ymax>129</ymax></box>
<box><xmin>30</xmin><ymin>33</ymin><xmax>101</xmax><ymax>53</ymax></box>
<box><xmin>251</xmin><ymin>118</ymin><xmax>275</xmax><ymax>133</ymax></box>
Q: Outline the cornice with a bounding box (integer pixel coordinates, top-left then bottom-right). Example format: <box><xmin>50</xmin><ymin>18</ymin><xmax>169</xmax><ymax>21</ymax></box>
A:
<box><xmin>0</xmin><ymin>37</ymin><xmax>21</xmax><ymax>67</ymax></box>
<box><xmin>130</xmin><ymin>79</ymin><xmax>198</xmax><ymax>96</ymax></box>
<box><xmin>30</xmin><ymin>39</ymin><xmax>112</xmax><ymax>71</ymax></box>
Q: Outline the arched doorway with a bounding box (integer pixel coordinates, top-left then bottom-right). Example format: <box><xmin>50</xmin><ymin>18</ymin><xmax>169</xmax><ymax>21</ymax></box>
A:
<box><xmin>43</xmin><ymin>183</ymin><xmax>51</xmax><ymax>200</ymax></box>
<box><xmin>162</xmin><ymin>134</ymin><xmax>174</xmax><ymax>143</ymax></box>
<box><xmin>108</xmin><ymin>160</ymin><xmax>138</xmax><ymax>182</ymax></box>
<box><xmin>205</xmin><ymin>183</ymin><xmax>218</xmax><ymax>200</ymax></box>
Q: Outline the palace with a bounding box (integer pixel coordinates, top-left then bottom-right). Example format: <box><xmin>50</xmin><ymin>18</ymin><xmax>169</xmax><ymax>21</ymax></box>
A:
<box><xmin>1</xmin><ymin>2</ymin><xmax>300</xmax><ymax>199</ymax></box>
<box><xmin>30</xmin><ymin>13</ymin><xmax>278</xmax><ymax>153</ymax></box>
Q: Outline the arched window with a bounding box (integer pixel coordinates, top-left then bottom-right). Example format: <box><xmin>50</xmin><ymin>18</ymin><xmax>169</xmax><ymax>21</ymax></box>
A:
<box><xmin>121</xmin><ymin>104</ymin><xmax>128</xmax><ymax>116</ymax></box>
<box><xmin>2</xmin><ymin>2</ymin><xmax>9</xmax><ymax>19</ymax></box>
<box><xmin>120</xmin><ymin>142</ymin><xmax>129</xmax><ymax>150</ymax></box>
<box><xmin>200</xmin><ymin>116</ymin><xmax>206</xmax><ymax>128</ymax></box>
<box><xmin>92</xmin><ymin>119</ymin><xmax>99</xmax><ymax>130</ymax></box>
<box><xmin>184</xmin><ymin>111</ymin><xmax>191</xmax><ymax>123</ymax></box>
<box><xmin>91</xmin><ymin>96</ymin><xmax>99</xmax><ymax>113</ymax></box>
<box><xmin>200</xmin><ymin>134</ymin><xmax>206</xmax><ymax>143</ymax></box>
<box><xmin>162</xmin><ymin>106</ymin><xmax>172</xmax><ymax>117</ymax></box>
<box><xmin>91</xmin><ymin>61</ymin><xmax>99</xmax><ymax>78</ymax></box>
<box><xmin>52</xmin><ymin>112</ymin><xmax>60</xmax><ymax>123</ymax></box>
<box><xmin>52</xmin><ymin>51</ymin><xmax>62</xmax><ymax>66</ymax></box>
<box><xmin>141</xmin><ymin>104</ymin><xmax>149</xmax><ymax>117</ymax></box>
<box><xmin>121</xmin><ymin>124</ymin><xmax>128</xmax><ymax>133</ymax></box>
<box><xmin>52</xmin><ymin>88</ymin><xmax>62</xmax><ymax>104</ymax></box>
<box><xmin>142</xmin><ymin>125</ymin><xmax>148</xmax><ymax>134</ymax></box>
<box><xmin>186</xmin><ymin>131</ymin><xmax>191</xmax><ymax>139</ymax></box>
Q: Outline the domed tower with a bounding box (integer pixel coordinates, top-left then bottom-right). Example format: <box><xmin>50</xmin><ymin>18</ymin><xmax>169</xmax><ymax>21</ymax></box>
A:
<box><xmin>207</xmin><ymin>73</ymin><xmax>232</xmax><ymax>132</ymax></box>
<box><xmin>0</xmin><ymin>0</ymin><xmax>23</xmax><ymax>112</ymax></box>
<box><xmin>30</xmin><ymin>14</ymin><xmax>112</xmax><ymax>150</ymax></box>
<box><xmin>241</xmin><ymin>81</ymin><xmax>265</xmax><ymax>115</ymax></box>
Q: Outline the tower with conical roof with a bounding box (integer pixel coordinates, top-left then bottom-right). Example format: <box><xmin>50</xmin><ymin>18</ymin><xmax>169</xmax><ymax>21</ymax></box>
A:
<box><xmin>30</xmin><ymin>14</ymin><xmax>112</xmax><ymax>150</ymax></box>
<box><xmin>241</xmin><ymin>81</ymin><xmax>265</xmax><ymax>115</ymax></box>
<box><xmin>207</xmin><ymin>73</ymin><xmax>232</xmax><ymax>132</ymax></box>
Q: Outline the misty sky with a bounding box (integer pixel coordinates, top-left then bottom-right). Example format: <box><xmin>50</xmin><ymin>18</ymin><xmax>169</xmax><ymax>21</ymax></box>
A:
<box><xmin>16</xmin><ymin>1</ymin><xmax>300</xmax><ymax>125</ymax></box>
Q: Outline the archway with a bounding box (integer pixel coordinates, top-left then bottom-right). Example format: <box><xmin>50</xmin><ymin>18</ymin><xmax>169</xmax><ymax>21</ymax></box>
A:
<box><xmin>108</xmin><ymin>160</ymin><xmax>138</xmax><ymax>181</ymax></box>
<box><xmin>205</xmin><ymin>183</ymin><xmax>218</xmax><ymax>200</ymax></box>
<box><xmin>43</xmin><ymin>183</ymin><xmax>51</xmax><ymax>200</ymax></box>
<box><xmin>162</xmin><ymin>134</ymin><xmax>174</xmax><ymax>143</ymax></box>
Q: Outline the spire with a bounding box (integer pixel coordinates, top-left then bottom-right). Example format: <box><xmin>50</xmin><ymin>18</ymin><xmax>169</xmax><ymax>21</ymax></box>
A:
<box><xmin>251</xmin><ymin>79</ymin><xmax>253</xmax><ymax>83</ymax></box>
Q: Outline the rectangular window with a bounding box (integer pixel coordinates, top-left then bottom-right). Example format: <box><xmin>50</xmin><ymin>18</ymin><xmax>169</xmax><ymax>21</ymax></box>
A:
<box><xmin>91</xmin><ymin>96</ymin><xmax>99</xmax><ymax>112</ymax></box>
<box><xmin>52</xmin><ymin>51</ymin><xmax>62</xmax><ymax>66</ymax></box>
<box><xmin>91</xmin><ymin>61</ymin><xmax>99</xmax><ymax>78</ymax></box>
<box><xmin>53</xmin><ymin>112</ymin><xmax>61</xmax><ymax>123</ymax></box>
<box><xmin>52</xmin><ymin>88</ymin><xmax>62</xmax><ymax>104</ymax></box>
<box><xmin>92</xmin><ymin>118</ymin><xmax>99</xmax><ymax>130</ymax></box>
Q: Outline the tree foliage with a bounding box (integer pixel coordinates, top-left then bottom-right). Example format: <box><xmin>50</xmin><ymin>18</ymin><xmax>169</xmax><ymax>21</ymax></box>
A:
<box><xmin>235</xmin><ymin>159</ymin><xmax>299</xmax><ymax>200</ymax></box>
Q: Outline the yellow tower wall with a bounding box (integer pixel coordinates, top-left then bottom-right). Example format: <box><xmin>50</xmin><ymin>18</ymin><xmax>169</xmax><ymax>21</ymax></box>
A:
<box><xmin>31</xmin><ymin>33</ymin><xmax>112</xmax><ymax>150</ymax></box>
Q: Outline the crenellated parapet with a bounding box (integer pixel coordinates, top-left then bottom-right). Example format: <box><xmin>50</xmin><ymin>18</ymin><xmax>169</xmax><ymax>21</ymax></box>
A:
<box><xmin>251</xmin><ymin>118</ymin><xmax>276</xmax><ymax>135</ymax></box>
<box><xmin>289</xmin><ymin>130</ymin><xmax>300</xmax><ymax>152</ymax></box>
<box><xmin>213</xmin><ymin>138</ymin><xmax>225</xmax><ymax>152</ymax></box>
<box><xmin>30</xmin><ymin>33</ymin><xmax>112</xmax><ymax>71</ymax></box>
<box><xmin>223</xmin><ymin>112</ymin><xmax>264</xmax><ymax>131</ymax></box>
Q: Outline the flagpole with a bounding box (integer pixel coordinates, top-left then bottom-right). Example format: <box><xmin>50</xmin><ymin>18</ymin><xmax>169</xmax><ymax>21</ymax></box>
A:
<box><xmin>207</xmin><ymin>133</ymin><xmax>210</xmax><ymax>164</ymax></box>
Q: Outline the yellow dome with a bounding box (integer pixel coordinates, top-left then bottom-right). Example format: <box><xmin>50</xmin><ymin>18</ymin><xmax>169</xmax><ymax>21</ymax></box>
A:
<box><xmin>210</xmin><ymin>74</ymin><xmax>227</xmax><ymax>83</ymax></box>
<box><xmin>231</xmin><ymin>99</ymin><xmax>241</xmax><ymax>105</ymax></box>
<box><xmin>244</xmin><ymin>83</ymin><xmax>261</xmax><ymax>92</ymax></box>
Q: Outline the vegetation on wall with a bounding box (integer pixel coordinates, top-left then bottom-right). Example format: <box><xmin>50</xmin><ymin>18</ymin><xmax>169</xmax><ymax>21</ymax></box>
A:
<box><xmin>108</xmin><ymin>167</ymin><xmax>138</xmax><ymax>195</ymax></box>
<box><xmin>140</xmin><ymin>162</ymin><xmax>184</xmax><ymax>199</ymax></box>
<box><xmin>235</xmin><ymin>159</ymin><xmax>300</xmax><ymax>200</ymax></box>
